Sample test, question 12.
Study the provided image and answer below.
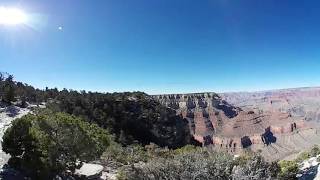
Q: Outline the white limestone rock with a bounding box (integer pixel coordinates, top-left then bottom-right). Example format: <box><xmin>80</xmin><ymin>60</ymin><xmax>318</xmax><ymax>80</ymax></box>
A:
<box><xmin>75</xmin><ymin>163</ymin><xmax>104</xmax><ymax>179</ymax></box>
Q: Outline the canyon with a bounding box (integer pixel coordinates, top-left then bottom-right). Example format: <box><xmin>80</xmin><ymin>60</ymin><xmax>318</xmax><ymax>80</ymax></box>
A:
<box><xmin>153</xmin><ymin>87</ymin><xmax>320</xmax><ymax>161</ymax></box>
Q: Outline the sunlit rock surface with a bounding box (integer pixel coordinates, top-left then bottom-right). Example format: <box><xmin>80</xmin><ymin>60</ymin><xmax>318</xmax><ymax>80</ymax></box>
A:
<box><xmin>75</xmin><ymin>163</ymin><xmax>104</xmax><ymax>179</ymax></box>
<box><xmin>154</xmin><ymin>88</ymin><xmax>320</xmax><ymax>161</ymax></box>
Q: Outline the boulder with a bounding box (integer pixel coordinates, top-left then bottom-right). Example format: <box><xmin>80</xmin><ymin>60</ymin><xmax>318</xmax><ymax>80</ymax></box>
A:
<box><xmin>75</xmin><ymin>163</ymin><xmax>103</xmax><ymax>179</ymax></box>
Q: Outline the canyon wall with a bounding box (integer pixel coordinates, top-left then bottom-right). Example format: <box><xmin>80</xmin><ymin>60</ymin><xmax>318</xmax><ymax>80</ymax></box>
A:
<box><xmin>153</xmin><ymin>91</ymin><xmax>311</xmax><ymax>153</ymax></box>
<box><xmin>221</xmin><ymin>87</ymin><xmax>320</xmax><ymax>122</ymax></box>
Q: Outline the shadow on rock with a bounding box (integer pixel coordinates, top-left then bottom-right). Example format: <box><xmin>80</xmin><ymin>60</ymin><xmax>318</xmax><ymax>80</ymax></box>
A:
<box><xmin>241</xmin><ymin>136</ymin><xmax>252</xmax><ymax>148</ymax></box>
<box><xmin>5</xmin><ymin>106</ymin><xmax>20</xmax><ymax>118</ymax></box>
<box><xmin>213</xmin><ymin>100</ymin><xmax>238</xmax><ymax>118</ymax></box>
<box><xmin>298</xmin><ymin>165</ymin><xmax>318</xmax><ymax>180</ymax></box>
<box><xmin>261</xmin><ymin>127</ymin><xmax>277</xmax><ymax>145</ymax></box>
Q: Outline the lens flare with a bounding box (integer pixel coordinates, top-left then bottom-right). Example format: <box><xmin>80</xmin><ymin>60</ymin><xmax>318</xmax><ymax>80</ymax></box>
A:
<box><xmin>0</xmin><ymin>7</ymin><xmax>28</xmax><ymax>25</ymax></box>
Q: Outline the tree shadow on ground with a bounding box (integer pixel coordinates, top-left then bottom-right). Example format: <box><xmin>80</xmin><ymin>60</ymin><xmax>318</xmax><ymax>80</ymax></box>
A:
<box><xmin>0</xmin><ymin>166</ymin><xmax>25</xmax><ymax>180</ymax></box>
<box><xmin>299</xmin><ymin>165</ymin><xmax>318</xmax><ymax>180</ymax></box>
<box><xmin>5</xmin><ymin>106</ymin><xmax>20</xmax><ymax>118</ymax></box>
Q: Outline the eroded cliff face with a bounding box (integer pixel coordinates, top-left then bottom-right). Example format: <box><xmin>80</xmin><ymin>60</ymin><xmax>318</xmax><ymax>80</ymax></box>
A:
<box><xmin>153</xmin><ymin>91</ymin><xmax>314</xmax><ymax>157</ymax></box>
<box><xmin>153</xmin><ymin>93</ymin><xmax>239</xmax><ymax>144</ymax></box>
<box><xmin>221</xmin><ymin>87</ymin><xmax>320</xmax><ymax>122</ymax></box>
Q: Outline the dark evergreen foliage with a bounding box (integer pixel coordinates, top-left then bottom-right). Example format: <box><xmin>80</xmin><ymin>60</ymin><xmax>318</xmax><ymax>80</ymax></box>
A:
<box><xmin>0</xmin><ymin>72</ymin><xmax>191</xmax><ymax>148</ymax></box>
<box><xmin>3</xmin><ymin>110</ymin><xmax>111</xmax><ymax>179</ymax></box>
<box><xmin>47</xmin><ymin>91</ymin><xmax>191</xmax><ymax>148</ymax></box>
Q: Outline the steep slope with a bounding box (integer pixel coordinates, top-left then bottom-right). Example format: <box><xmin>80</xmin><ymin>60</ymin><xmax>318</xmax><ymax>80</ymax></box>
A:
<box><xmin>220</xmin><ymin>87</ymin><xmax>320</xmax><ymax>122</ymax></box>
<box><xmin>153</xmin><ymin>89</ymin><xmax>320</xmax><ymax>160</ymax></box>
<box><xmin>153</xmin><ymin>93</ymin><xmax>240</xmax><ymax>145</ymax></box>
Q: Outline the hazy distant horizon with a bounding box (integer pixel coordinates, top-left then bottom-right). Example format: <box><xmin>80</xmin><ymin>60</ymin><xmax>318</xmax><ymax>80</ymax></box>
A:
<box><xmin>7</xmin><ymin>75</ymin><xmax>320</xmax><ymax>95</ymax></box>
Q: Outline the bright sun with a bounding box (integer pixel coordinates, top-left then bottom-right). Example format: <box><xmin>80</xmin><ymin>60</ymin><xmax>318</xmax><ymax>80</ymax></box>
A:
<box><xmin>0</xmin><ymin>7</ymin><xmax>28</xmax><ymax>25</ymax></box>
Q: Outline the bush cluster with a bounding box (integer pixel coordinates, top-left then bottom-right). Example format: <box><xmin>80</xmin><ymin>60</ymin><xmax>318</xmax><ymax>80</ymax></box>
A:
<box><xmin>47</xmin><ymin>91</ymin><xmax>191</xmax><ymax>148</ymax></box>
<box><xmin>278</xmin><ymin>160</ymin><xmax>299</xmax><ymax>180</ymax></box>
<box><xmin>1</xmin><ymin>72</ymin><xmax>192</xmax><ymax>148</ymax></box>
<box><xmin>295</xmin><ymin>145</ymin><xmax>320</xmax><ymax>163</ymax></box>
<box><xmin>2</xmin><ymin>72</ymin><xmax>312</xmax><ymax>180</ymax></box>
<box><xmin>2</xmin><ymin>110</ymin><xmax>111</xmax><ymax>179</ymax></box>
<box><xmin>117</xmin><ymin>146</ymin><xmax>283</xmax><ymax>180</ymax></box>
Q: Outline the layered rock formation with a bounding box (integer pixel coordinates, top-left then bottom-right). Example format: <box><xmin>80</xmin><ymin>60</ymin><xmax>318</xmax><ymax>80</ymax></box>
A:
<box><xmin>221</xmin><ymin>87</ymin><xmax>320</xmax><ymax>122</ymax></box>
<box><xmin>153</xmin><ymin>93</ymin><xmax>239</xmax><ymax>146</ymax></box>
<box><xmin>153</xmin><ymin>89</ymin><xmax>319</xmax><ymax>159</ymax></box>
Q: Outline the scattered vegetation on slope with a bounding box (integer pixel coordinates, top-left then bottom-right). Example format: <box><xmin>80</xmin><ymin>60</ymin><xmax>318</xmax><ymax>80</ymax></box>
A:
<box><xmin>1</xmin><ymin>72</ymin><xmax>314</xmax><ymax>179</ymax></box>
<box><xmin>47</xmin><ymin>91</ymin><xmax>192</xmax><ymax>148</ymax></box>
<box><xmin>114</xmin><ymin>146</ymin><xmax>285</xmax><ymax>180</ymax></box>
<box><xmin>0</xmin><ymin>72</ymin><xmax>192</xmax><ymax>148</ymax></box>
<box><xmin>295</xmin><ymin>145</ymin><xmax>320</xmax><ymax>163</ymax></box>
<box><xmin>276</xmin><ymin>145</ymin><xmax>320</xmax><ymax>180</ymax></box>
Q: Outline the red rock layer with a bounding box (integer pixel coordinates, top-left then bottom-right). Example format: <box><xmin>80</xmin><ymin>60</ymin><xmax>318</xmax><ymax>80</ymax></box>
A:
<box><xmin>153</xmin><ymin>93</ymin><xmax>312</xmax><ymax>151</ymax></box>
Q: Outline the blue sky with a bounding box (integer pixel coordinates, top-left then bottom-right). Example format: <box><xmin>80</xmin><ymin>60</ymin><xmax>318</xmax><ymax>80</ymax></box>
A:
<box><xmin>1</xmin><ymin>0</ymin><xmax>320</xmax><ymax>94</ymax></box>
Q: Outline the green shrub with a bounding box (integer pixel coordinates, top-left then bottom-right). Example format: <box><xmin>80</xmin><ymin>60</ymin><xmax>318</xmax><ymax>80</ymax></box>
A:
<box><xmin>295</xmin><ymin>151</ymin><xmax>310</xmax><ymax>163</ymax></box>
<box><xmin>145</xmin><ymin>143</ymin><xmax>172</xmax><ymax>159</ymax></box>
<box><xmin>232</xmin><ymin>154</ymin><xmax>278</xmax><ymax>180</ymax></box>
<box><xmin>278</xmin><ymin>160</ymin><xmax>298</xmax><ymax>180</ymax></box>
<box><xmin>102</xmin><ymin>143</ymin><xmax>149</xmax><ymax>165</ymax></box>
<box><xmin>125</xmin><ymin>148</ymin><xmax>234</xmax><ymax>180</ymax></box>
<box><xmin>116</xmin><ymin>169</ymin><xmax>128</xmax><ymax>180</ymax></box>
<box><xmin>292</xmin><ymin>145</ymin><xmax>320</xmax><ymax>165</ymax></box>
<box><xmin>294</xmin><ymin>145</ymin><xmax>320</xmax><ymax>164</ymax></box>
<box><xmin>173</xmin><ymin>144</ymin><xmax>197</xmax><ymax>155</ymax></box>
<box><xmin>122</xmin><ymin>147</ymin><xmax>280</xmax><ymax>180</ymax></box>
<box><xmin>2</xmin><ymin>110</ymin><xmax>111</xmax><ymax>179</ymax></box>
<box><xmin>310</xmin><ymin>145</ymin><xmax>320</xmax><ymax>157</ymax></box>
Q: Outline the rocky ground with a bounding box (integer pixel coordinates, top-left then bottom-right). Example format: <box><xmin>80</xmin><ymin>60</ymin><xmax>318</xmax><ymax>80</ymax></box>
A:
<box><xmin>297</xmin><ymin>155</ymin><xmax>320</xmax><ymax>180</ymax></box>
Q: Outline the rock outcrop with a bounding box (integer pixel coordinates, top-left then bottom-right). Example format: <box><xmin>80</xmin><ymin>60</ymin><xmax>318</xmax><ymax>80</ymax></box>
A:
<box><xmin>153</xmin><ymin>93</ymin><xmax>241</xmax><ymax>146</ymax></box>
<box><xmin>75</xmin><ymin>163</ymin><xmax>104</xmax><ymax>179</ymax></box>
<box><xmin>220</xmin><ymin>87</ymin><xmax>320</xmax><ymax>122</ymax></box>
<box><xmin>153</xmin><ymin>90</ymin><xmax>319</xmax><ymax>159</ymax></box>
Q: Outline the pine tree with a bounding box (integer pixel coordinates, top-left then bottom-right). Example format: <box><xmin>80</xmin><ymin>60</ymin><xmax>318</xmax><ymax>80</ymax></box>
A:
<box><xmin>0</xmin><ymin>72</ymin><xmax>4</xmax><ymax>101</ymax></box>
<box><xmin>4</xmin><ymin>75</ymin><xmax>15</xmax><ymax>104</ymax></box>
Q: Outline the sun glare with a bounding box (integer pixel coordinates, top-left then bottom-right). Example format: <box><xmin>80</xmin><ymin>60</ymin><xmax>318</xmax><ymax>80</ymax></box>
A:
<box><xmin>0</xmin><ymin>7</ymin><xmax>28</xmax><ymax>25</ymax></box>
